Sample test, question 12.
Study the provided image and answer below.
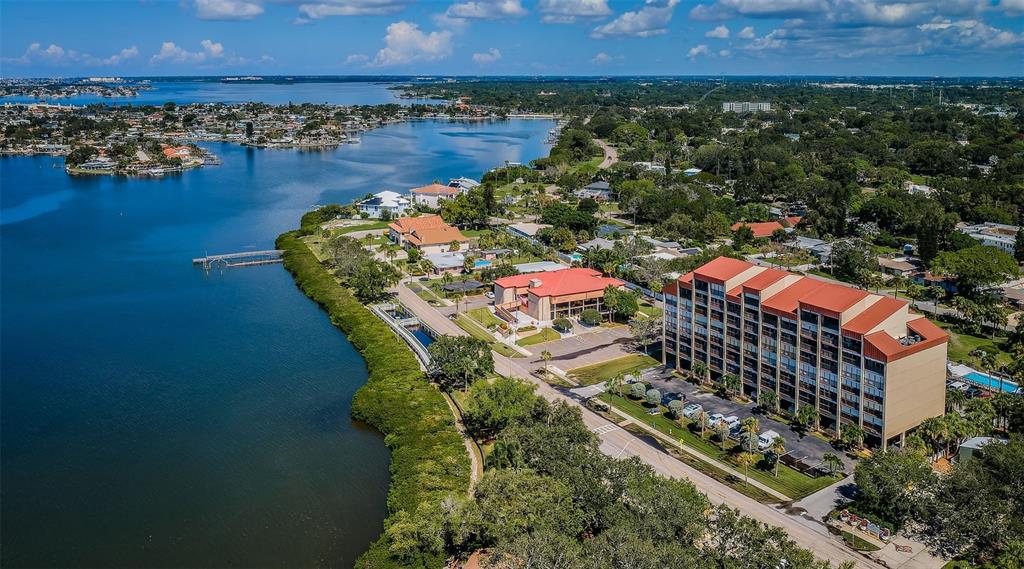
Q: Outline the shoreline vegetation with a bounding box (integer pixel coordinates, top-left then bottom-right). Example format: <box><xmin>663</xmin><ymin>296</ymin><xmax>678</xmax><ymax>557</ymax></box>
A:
<box><xmin>276</xmin><ymin>229</ymin><xmax>469</xmax><ymax>568</ymax></box>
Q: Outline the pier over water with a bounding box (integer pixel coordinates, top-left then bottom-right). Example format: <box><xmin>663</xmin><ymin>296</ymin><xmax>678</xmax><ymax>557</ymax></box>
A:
<box><xmin>192</xmin><ymin>250</ymin><xmax>284</xmax><ymax>269</ymax></box>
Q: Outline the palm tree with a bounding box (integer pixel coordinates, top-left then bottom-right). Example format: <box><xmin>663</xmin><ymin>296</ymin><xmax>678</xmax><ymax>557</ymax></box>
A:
<box><xmin>691</xmin><ymin>362</ymin><xmax>709</xmax><ymax>385</ymax></box>
<box><xmin>714</xmin><ymin>421</ymin><xmax>731</xmax><ymax>449</ymax></box>
<box><xmin>741</xmin><ymin>417</ymin><xmax>760</xmax><ymax>438</ymax></box>
<box><xmin>722</xmin><ymin>373</ymin><xmax>741</xmax><ymax>398</ymax></box>
<box><xmin>840</xmin><ymin>423</ymin><xmax>864</xmax><ymax>450</ymax></box>
<box><xmin>758</xmin><ymin>390</ymin><xmax>779</xmax><ymax>414</ymax></box>
<box><xmin>605</xmin><ymin>372</ymin><xmax>626</xmax><ymax>397</ymax></box>
<box><xmin>822</xmin><ymin>452</ymin><xmax>843</xmax><ymax>476</ymax></box>
<box><xmin>795</xmin><ymin>404</ymin><xmax>819</xmax><ymax>432</ymax></box>
<box><xmin>695</xmin><ymin>409</ymin><xmax>710</xmax><ymax>439</ymax></box>
<box><xmin>946</xmin><ymin>388</ymin><xmax>968</xmax><ymax>413</ymax></box>
<box><xmin>918</xmin><ymin>416</ymin><xmax>949</xmax><ymax>457</ymax></box>
<box><xmin>736</xmin><ymin>452</ymin><xmax>758</xmax><ymax>486</ymax></box>
<box><xmin>540</xmin><ymin>350</ymin><xmax>553</xmax><ymax>375</ymax></box>
<box><xmin>770</xmin><ymin>435</ymin><xmax>787</xmax><ymax>477</ymax></box>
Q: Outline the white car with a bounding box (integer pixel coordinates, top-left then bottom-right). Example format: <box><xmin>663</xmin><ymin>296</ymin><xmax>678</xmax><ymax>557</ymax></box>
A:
<box><xmin>723</xmin><ymin>415</ymin><xmax>740</xmax><ymax>430</ymax></box>
<box><xmin>758</xmin><ymin>430</ymin><xmax>782</xmax><ymax>451</ymax></box>
<box><xmin>485</xmin><ymin>291</ymin><xmax>495</xmax><ymax>299</ymax></box>
<box><xmin>682</xmin><ymin>403</ymin><xmax>703</xmax><ymax>418</ymax></box>
<box><xmin>708</xmin><ymin>413</ymin><xmax>725</xmax><ymax>426</ymax></box>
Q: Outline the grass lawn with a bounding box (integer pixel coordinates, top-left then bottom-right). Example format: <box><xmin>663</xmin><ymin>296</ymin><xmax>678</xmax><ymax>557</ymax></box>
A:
<box><xmin>516</xmin><ymin>328</ymin><xmax>561</xmax><ymax>346</ymax></box>
<box><xmin>842</xmin><ymin>531</ymin><xmax>881</xmax><ymax>552</ymax></box>
<box><xmin>934</xmin><ymin>320</ymin><xmax>1013</xmax><ymax>367</ymax></box>
<box><xmin>468</xmin><ymin>307</ymin><xmax>504</xmax><ymax>330</ymax></box>
<box><xmin>637</xmin><ymin>302</ymin><xmax>663</xmax><ymax>318</ymax></box>
<box><xmin>332</xmin><ymin>220</ymin><xmax>390</xmax><ymax>234</ymax></box>
<box><xmin>601</xmin><ymin>392</ymin><xmax>841</xmax><ymax>500</ymax></box>
<box><xmin>568</xmin><ymin>353</ymin><xmax>660</xmax><ymax>386</ymax></box>
<box><xmin>454</xmin><ymin>314</ymin><xmax>523</xmax><ymax>358</ymax></box>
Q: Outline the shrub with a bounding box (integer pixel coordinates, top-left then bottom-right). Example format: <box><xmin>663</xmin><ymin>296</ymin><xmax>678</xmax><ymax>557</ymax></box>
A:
<box><xmin>579</xmin><ymin>309</ymin><xmax>603</xmax><ymax>326</ymax></box>
<box><xmin>553</xmin><ymin>317</ymin><xmax>573</xmax><ymax>332</ymax></box>
<box><xmin>645</xmin><ymin>388</ymin><xmax>661</xmax><ymax>406</ymax></box>
<box><xmin>668</xmin><ymin>399</ymin><xmax>684</xmax><ymax>418</ymax></box>
<box><xmin>630</xmin><ymin>383</ymin><xmax>647</xmax><ymax>399</ymax></box>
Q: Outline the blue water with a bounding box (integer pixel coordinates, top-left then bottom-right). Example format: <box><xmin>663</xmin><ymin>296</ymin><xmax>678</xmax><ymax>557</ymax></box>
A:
<box><xmin>474</xmin><ymin>259</ymin><xmax>493</xmax><ymax>269</ymax></box>
<box><xmin>3</xmin><ymin>80</ymin><xmax>444</xmax><ymax>106</ymax></box>
<box><xmin>1</xmin><ymin>115</ymin><xmax>552</xmax><ymax>567</ymax></box>
<box><xmin>964</xmin><ymin>371</ymin><xmax>1020</xmax><ymax>394</ymax></box>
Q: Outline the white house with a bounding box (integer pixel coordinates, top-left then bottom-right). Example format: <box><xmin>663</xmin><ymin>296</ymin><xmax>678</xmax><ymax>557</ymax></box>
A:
<box><xmin>958</xmin><ymin>222</ymin><xmax>1018</xmax><ymax>255</ymax></box>
<box><xmin>358</xmin><ymin>191</ymin><xmax>411</xmax><ymax>219</ymax></box>
<box><xmin>409</xmin><ymin>183</ymin><xmax>461</xmax><ymax>209</ymax></box>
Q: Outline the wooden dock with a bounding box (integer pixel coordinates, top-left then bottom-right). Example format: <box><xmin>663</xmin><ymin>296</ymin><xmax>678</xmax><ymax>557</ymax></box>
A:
<box><xmin>192</xmin><ymin>250</ymin><xmax>284</xmax><ymax>270</ymax></box>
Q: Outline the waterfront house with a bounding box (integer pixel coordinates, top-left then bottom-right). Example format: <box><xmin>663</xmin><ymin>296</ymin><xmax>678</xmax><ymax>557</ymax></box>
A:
<box><xmin>358</xmin><ymin>191</ymin><xmax>411</xmax><ymax>219</ymax></box>
<box><xmin>409</xmin><ymin>183</ymin><xmax>461</xmax><ymax>209</ymax></box>
<box><xmin>575</xmin><ymin>181</ymin><xmax>614</xmax><ymax>201</ymax></box>
<box><xmin>388</xmin><ymin>215</ymin><xmax>469</xmax><ymax>255</ymax></box>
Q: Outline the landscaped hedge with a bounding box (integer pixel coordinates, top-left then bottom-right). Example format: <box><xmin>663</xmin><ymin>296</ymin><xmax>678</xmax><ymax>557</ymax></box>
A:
<box><xmin>277</xmin><ymin>231</ymin><xmax>469</xmax><ymax>568</ymax></box>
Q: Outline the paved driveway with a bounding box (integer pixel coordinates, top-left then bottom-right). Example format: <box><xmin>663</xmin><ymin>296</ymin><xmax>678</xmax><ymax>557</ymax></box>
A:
<box><xmin>530</xmin><ymin>326</ymin><xmax>633</xmax><ymax>370</ymax></box>
<box><xmin>640</xmin><ymin>368</ymin><xmax>856</xmax><ymax>472</ymax></box>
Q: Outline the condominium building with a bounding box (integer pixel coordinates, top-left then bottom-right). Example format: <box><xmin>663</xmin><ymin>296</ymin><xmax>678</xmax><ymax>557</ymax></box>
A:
<box><xmin>662</xmin><ymin>257</ymin><xmax>948</xmax><ymax>448</ymax></box>
<box><xmin>722</xmin><ymin>101</ymin><xmax>772</xmax><ymax>113</ymax></box>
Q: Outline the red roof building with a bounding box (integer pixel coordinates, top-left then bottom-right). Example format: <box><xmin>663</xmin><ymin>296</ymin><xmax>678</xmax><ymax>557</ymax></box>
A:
<box><xmin>663</xmin><ymin>256</ymin><xmax>949</xmax><ymax>448</ymax></box>
<box><xmin>388</xmin><ymin>215</ymin><xmax>468</xmax><ymax>253</ymax></box>
<box><xmin>493</xmin><ymin>268</ymin><xmax>624</xmax><ymax>322</ymax></box>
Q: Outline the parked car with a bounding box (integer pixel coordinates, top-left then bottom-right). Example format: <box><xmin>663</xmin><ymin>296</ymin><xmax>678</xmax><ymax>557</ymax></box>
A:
<box><xmin>758</xmin><ymin>430</ymin><xmax>782</xmax><ymax>451</ymax></box>
<box><xmin>661</xmin><ymin>392</ymin><xmax>682</xmax><ymax>405</ymax></box>
<box><xmin>485</xmin><ymin>291</ymin><xmax>495</xmax><ymax>299</ymax></box>
<box><xmin>723</xmin><ymin>416</ymin><xmax>740</xmax><ymax>430</ymax></box>
<box><xmin>948</xmin><ymin>380</ymin><xmax>969</xmax><ymax>391</ymax></box>
<box><xmin>418</xmin><ymin>276</ymin><xmax>429</xmax><ymax>282</ymax></box>
<box><xmin>646</xmin><ymin>407</ymin><xmax>662</xmax><ymax>416</ymax></box>
<box><xmin>708</xmin><ymin>413</ymin><xmax>726</xmax><ymax>426</ymax></box>
<box><xmin>682</xmin><ymin>403</ymin><xmax>703</xmax><ymax>418</ymax></box>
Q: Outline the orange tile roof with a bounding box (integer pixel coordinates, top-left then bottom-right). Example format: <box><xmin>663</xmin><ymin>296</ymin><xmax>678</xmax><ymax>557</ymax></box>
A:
<box><xmin>785</xmin><ymin>216</ymin><xmax>803</xmax><ymax>227</ymax></box>
<box><xmin>411</xmin><ymin>183</ymin><xmax>460</xmax><ymax>196</ymax></box>
<box><xmin>494</xmin><ymin>268</ymin><xmax>622</xmax><ymax>298</ymax></box>
<box><xmin>692</xmin><ymin>257</ymin><xmax>754</xmax><ymax>282</ymax></box>
<box><xmin>388</xmin><ymin>214</ymin><xmax>449</xmax><ymax>235</ymax></box>
<box><xmin>864</xmin><ymin>317</ymin><xmax>948</xmax><ymax>362</ymax></box>
<box><xmin>843</xmin><ymin>297</ymin><xmax>907</xmax><ymax>335</ymax></box>
<box><xmin>761</xmin><ymin>277</ymin><xmax>826</xmax><ymax>315</ymax></box>
<box><xmin>731</xmin><ymin>221</ymin><xmax>784</xmax><ymax>238</ymax></box>
<box><xmin>405</xmin><ymin>226</ymin><xmax>468</xmax><ymax>246</ymax></box>
<box><xmin>798</xmin><ymin>282</ymin><xmax>870</xmax><ymax>314</ymax></box>
<box><xmin>741</xmin><ymin>267</ymin><xmax>790</xmax><ymax>292</ymax></box>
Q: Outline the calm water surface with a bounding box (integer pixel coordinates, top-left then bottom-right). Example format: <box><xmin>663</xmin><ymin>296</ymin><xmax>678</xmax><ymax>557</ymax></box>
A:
<box><xmin>1</xmin><ymin>117</ymin><xmax>552</xmax><ymax>568</ymax></box>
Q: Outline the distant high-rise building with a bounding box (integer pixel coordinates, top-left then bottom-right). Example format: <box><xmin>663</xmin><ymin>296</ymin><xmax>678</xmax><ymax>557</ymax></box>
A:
<box><xmin>722</xmin><ymin>101</ymin><xmax>772</xmax><ymax>112</ymax></box>
<box><xmin>663</xmin><ymin>257</ymin><xmax>949</xmax><ymax>448</ymax></box>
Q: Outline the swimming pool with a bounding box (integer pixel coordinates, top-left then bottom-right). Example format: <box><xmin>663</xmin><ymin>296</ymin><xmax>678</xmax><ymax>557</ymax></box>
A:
<box><xmin>473</xmin><ymin>259</ymin><xmax>492</xmax><ymax>269</ymax></box>
<box><xmin>964</xmin><ymin>371</ymin><xmax>1020</xmax><ymax>394</ymax></box>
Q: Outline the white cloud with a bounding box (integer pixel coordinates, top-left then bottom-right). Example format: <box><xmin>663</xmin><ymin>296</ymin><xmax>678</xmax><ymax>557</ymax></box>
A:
<box><xmin>706</xmin><ymin>24</ymin><xmax>730</xmax><ymax>37</ymax></box>
<box><xmin>687</xmin><ymin>44</ymin><xmax>711</xmax><ymax>58</ymax></box>
<box><xmin>719</xmin><ymin>49</ymin><xmax>732</xmax><ymax>56</ymax></box>
<box><xmin>738</xmin><ymin>25</ymin><xmax>755</xmax><ymax>38</ymax></box>
<box><xmin>591</xmin><ymin>0</ymin><xmax>680</xmax><ymax>38</ymax></box>
<box><xmin>538</xmin><ymin>0</ymin><xmax>611</xmax><ymax>23</ymax></box>
<box><xmin>194</xmin><ymin>0</ymin><xmax>264</xmax><ymax>20</ymax></box>
<box><xmin>370</xmin><ymin>21</ymin><xmax>453</xmax><ymax>66</ymax></box>
<box><xmin>690</xmin><ymin>0</ymin><xmax>826</xmax><ymax>21</ymax></box>
<box><xmin>1000</xmin><ymin>0</ymin><xmax>1024</xmax><ymax>15</ymax></box>
<box><xmin>472</xmin><ymin>47</ymin><xmax>502</xmax><ymax>63</ymax></box>
<box><xmin>346</xmin><ymin>53</ymin><xmax>370</xmax><ymax>64</ymax></box>
<box><xmin>2</xmin><ymin>43</ymin><xmax>139</xmax><ymax>66</ymax></box>
<box><xmin>150</xmin><ymin>40</ymin><xmax>228</xmax><ymax>64</ymax></box>
<box><xmin>445</xmin><ymin>0</ymin><xmax>527</xmax><ymax>20</ymax></box>
<box><xmin>917</xmin><ymin>18</ymin><xmax>1024</xmax><ymax>48</ymax></box>
<box><xmin>298</xmin><ymin>0</ymin><xmax>410</xmax><ymax>19</ymax></box>
<box><xmin>591</xmin><ymin>51</ymin><xmax>613</xmax><ymax>63</ymax></box>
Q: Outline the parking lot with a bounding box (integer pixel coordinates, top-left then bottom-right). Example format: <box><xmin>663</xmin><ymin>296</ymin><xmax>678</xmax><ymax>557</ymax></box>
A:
<box><xmin>637</xmin><ymin>367</ymin><xmax>856</xmax><ymax>472</ymax></box>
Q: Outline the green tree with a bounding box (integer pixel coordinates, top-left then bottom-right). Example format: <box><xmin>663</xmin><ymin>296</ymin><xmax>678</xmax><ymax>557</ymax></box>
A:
<box><xmin>645</xmin><ymin>388</ymin><xmax>661</xmax><ymax>406</ymax></box>
<box><xmin>465</xmin><ymin>468</ymin><xmax>586</xmax><ymax>546</ymax></box>
<box><xmin>579</xmin><ymin>309</ymin><xmax>603</xmax><ymax>326</ymax></box>
<box><xmin>462</xmin><ymin>376</ymin><xmax>539</xmax><ymax>440</ymax></box>
<box><xmin>428</xmin><ymin>335</ymin><xmax>495</xmax><ymax>392</ymax></box>
<box><xmin>795</xmin><ymin>404</ymin><xmax>819</xmax><ymax>432</ymax></box>
<box><xmin>822</xmin><ymin>452</ymin><xmax>843</xmax><ymax>475</ymax></box>
<box><xmin>840</xmin><ymin>423</ymin><xmax>865</xmax><ymax>450</ymax></box>
<box><xmin>758</xmin><ymin>390</ymin><xmax>779</xmax><ymax>414</ymax></box>
<box><xmin>854</xmin><ymin>448</ymin><xmax>935</xmax><ymax>529</ymax></box>
<box><xmin>1015</xmin><ymin>227</ymin><xmax>1024</xmax><ymax>263</ymax></box>
<box><xmin>603</xmin><ymin>285</ymin><xmax>639</xmax><ymax>322</ymax></box>
<box><xmin>831</xmin><ymin>239</ymin><xmax>878</xmax><ymax>283</ymax></box>
<box><xmin>349</xmin><ymin>259</ymin><xmax>401</xmax><ymax>301</ymax></box>
<box><xmin>770</xmin><ymin>435</ymin><xmax>787</xmax><ymax>477</ymax></box>
<box><xmin>932</xmin><ymin>245</ymin><xmax>1020</xmax><ymax>292</ymax></box>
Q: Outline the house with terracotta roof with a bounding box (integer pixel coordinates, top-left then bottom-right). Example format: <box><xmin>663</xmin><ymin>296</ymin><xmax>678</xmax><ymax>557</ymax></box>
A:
<box><xmin>388</xmin><ymin>215</ymin><xmax>469</xmax><ymax>255</ymax></box>
<box><xmin>409</xmin><ymin>183</ymin><xmax>461</xmax><ymax>209</ymax></box>
<box><xmin>730</xmin><ymin>216</ymin><xmax>801</xmax><ymax>239</ymax></box>
<box><xmin>493</xmin><ymin>268</ymin><xmax>625</xmax><ymax>323</ymax></box>
<box><xmin>662</xmin><ymin>256</ymin><xmax>949</xmax><ymax>448</ymax></box>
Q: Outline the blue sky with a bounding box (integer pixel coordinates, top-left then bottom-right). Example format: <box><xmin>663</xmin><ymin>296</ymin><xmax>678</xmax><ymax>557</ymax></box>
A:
<box><xmin>2</xmin><ymin>0</ymin><xmax>1022</xmax><ymax>77</ymax></box>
